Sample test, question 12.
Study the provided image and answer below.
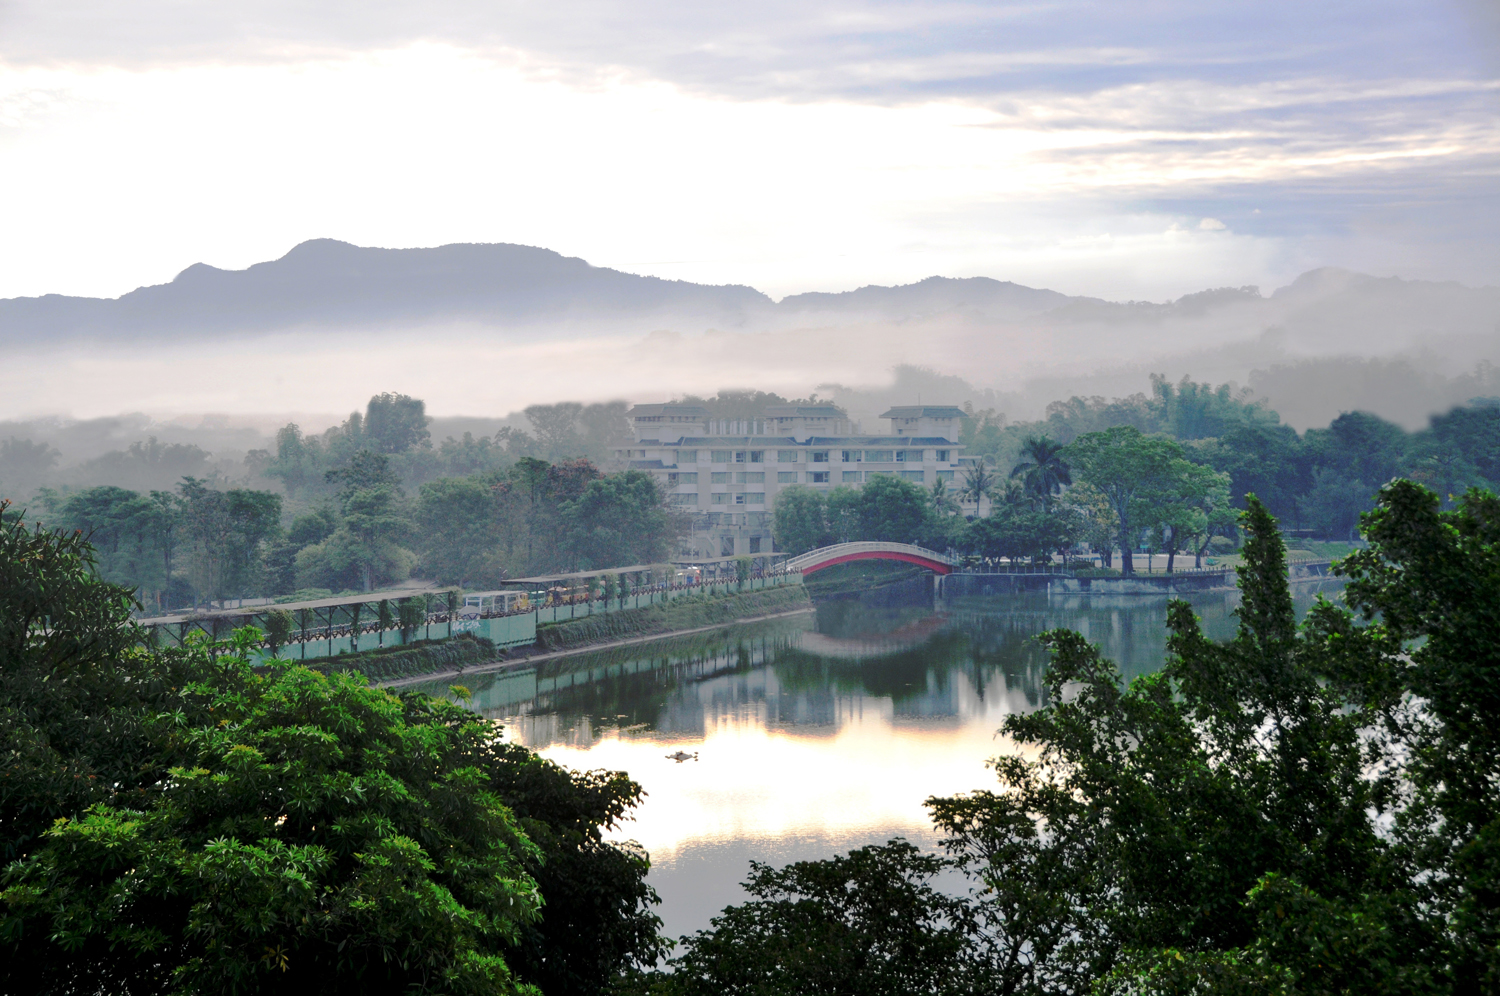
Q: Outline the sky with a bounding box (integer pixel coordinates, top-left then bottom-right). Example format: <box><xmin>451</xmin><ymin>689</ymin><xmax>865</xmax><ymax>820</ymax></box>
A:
<box><xmin>1</xmin><ymin>0</ymin><xmax>1497</xmax><ymax>304</ymax></box>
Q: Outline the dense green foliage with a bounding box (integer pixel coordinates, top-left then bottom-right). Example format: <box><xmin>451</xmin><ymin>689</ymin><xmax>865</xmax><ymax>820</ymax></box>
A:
<box><xmin>964</xmin><ymin>375</ymin><xmax>1500</xmax><ymax>538</ymax></box>
<box><xmin>9</xmin><ymin>395</ymin><xmax>674</xmax><ymax>605</ymax></box>
<box><xmin>0</xmin><ymin>504</ymin><xmax>664</xmax><ymax>995</ymax></box>
<box><xmin>661</xmin><ymin>483</ymin><xmax>1500</xmax><ymax>995</ymax></box>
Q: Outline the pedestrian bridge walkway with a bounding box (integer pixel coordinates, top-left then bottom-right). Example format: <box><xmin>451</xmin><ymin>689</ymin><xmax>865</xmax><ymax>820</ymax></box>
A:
<box><xmin>783</xmin><ymin>541</ymin><xmax>957</xmax><ymax>576</ymax></box>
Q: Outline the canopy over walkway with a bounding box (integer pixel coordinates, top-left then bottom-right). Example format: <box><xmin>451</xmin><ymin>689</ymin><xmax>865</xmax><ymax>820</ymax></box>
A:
<box><xmin>783</xmin><ymin>541</ymin><xmax>957</xmax><ymax>576</ymax></box>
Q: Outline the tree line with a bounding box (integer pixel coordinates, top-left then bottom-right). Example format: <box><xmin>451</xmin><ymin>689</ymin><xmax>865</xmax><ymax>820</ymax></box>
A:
<box><xmin>19</xmin><ymin>394</ymin><xmax>673</xmax><ymax>610</ymax></box>
<box><xmin>962</xmin><ymin>373</ymin><xmax>1500</xmax><ymax>540</ymax></box>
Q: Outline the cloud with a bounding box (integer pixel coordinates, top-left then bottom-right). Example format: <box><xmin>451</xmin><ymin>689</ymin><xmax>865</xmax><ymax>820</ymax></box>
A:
<box><xmin>0</xmin><ymin>0</ymin><xmax>1495</xmax><ymax>306</ymax></box>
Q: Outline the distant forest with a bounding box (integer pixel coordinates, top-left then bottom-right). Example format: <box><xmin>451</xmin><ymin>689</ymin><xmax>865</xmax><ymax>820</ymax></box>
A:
<box><xmin>1</xmin><ymin>374</ymin><xmax>1496</xmax><ymax>613</ymax></box>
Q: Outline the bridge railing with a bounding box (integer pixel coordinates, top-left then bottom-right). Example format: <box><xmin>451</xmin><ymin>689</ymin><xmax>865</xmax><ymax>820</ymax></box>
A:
<box><xmin>783</xmin><ymin>541</ymin><xmax>958</xmax><ymax>572</ymax></box>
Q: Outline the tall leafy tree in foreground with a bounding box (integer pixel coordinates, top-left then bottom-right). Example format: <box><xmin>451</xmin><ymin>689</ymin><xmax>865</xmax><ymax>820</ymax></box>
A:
<box><xmin>0</xmin><ymin>501</ymin><xmax>664</xmax><ymax>995</ymax></box>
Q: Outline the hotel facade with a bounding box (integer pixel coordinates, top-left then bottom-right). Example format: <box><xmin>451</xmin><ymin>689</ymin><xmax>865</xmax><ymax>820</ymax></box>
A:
<box><xmin>619</xmin><ymin>403</ymin><xmax>968</xmax><ymax>560</ymax></box>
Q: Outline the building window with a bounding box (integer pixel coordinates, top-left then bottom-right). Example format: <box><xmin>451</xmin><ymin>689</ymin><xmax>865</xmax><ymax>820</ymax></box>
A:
<box><xmin>748</xmin><ymin>493</ymin><xmax>765</xmax><ymax>504</ymax></box>
<box><xmin>735</xmin><ymin>451</ymin><xmax>747</xmax><ymax>463</ymax></box>
<box><xmin>777</xmin><ymin>450</ymin><xmax>799</xmax><ymax>462</ymax></box>
<box><xmin>749</xmin><ymin>536</ymin><xmax>762</xmax><ymax>553</ymax></box>
<box><xmin>842</xmin><ymin>470</ymin><xmax>861</xmax><ymax>482</ymax></box>
<box><xmin>898</xmin><ymin>449</ymin><xmax>923</xmax><ymax>462</ymax></box>
<box><xmin>778</xmin><ymin>471</ymin><xmax>798</xmax><ymax>483</ymax></box>
<box><xmin>937</xmin><ymin>470</ymin><xmax>955</xmax><ymax>481</ymax></box>
<box><xmin>670</xmin><ymin>493</ymin><xmax>699</xmax><ymax>505</ymax></box>
<box><xmin>936</xmin><ymin>449</ymin><xmax>950</xmax><ymax>462</ymax></box>
<box><xmin>738</xmin><ymin>472</ymin><xmax>765</xmax><ymax>484</ymax></box>
<box><xmin>865</xmin><ymin>449</ymin><xmax>894</xmax><ymax>462</ymax></box>
<box><xmin>811</xmin><ymin>451</ymin><xmax>829</xmax><ymax>463</ymax></box>
<box><xmin>750</xmin><ymin>451</ymin><xmax>764</xmax><ymax>463</ymax></box>
<box><xmin>810</xmin><ymin>471</ymin><xmax>830</xmax><ymax>484</ymax></box>
<box><xmin>901</xmin><ymin>470</ymin><xmax>925</xmax><ymax>482</ymax></box>
<box><xmin>722</xmin><ymin>536</ymin><xmax>736</xmax><ymax>557</ymax></box>
<box><xmin>711</xmin><ymin>493</ymin><xmax>730</xmax><ymax>504</ymax></box>
<box><xmin>711</xmin><ymin>450</ymin><xmax>731</xmax><ymax>463</ymax></box>
<box><xmin>668</xmin><ymin>472</ymin><xmax>698</xmax><ymax>485</ymax></box>
<box><xmin>734</xmin><ymin>493</ymin><xmax>747</xmax><ymax>505</ymax></box>
<box><xmin>841</xmin><ymin>449</ymin><xmax>862</xmax><ymax>462</ymax></box>
<box><xmin>712</xmin><ymin>472</ymin><xmax>730</xmax><ymax>484</ymax></box>
<box><xmin>676</xmin><ymin>449</ymin><xmax>698</xmax><ymax>463</ymax></box>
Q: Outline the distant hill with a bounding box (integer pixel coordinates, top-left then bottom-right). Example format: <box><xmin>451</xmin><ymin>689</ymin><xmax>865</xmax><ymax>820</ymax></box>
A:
<box><xmin>780</xmin><ymin>275</ymin><xmax>1084</xmax><ymax>321</ymax></box>
<box><xmin>0</xmin><ymin>239</ymin><xmax>1091</xmax><ymax>342</ymax></box>
<box><xmin>0</xmin><ymin>240</ymin><xmax>777</xmax><ymax>341</ymax></box>
<box><xmin>2</xmin><ymin>242</ymin><xmax>1496</xmax><ymax>360</ymax></box>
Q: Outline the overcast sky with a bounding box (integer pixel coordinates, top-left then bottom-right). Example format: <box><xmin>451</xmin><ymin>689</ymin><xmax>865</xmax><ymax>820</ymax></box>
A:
<box><xmin>1</xmin><ymin>0</ymin><xmax>1496</xmax><ymax>301</ymax></box>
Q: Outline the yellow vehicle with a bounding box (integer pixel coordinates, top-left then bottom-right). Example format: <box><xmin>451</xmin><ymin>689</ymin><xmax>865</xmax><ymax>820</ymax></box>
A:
<box><xmin>460</xmin><ymin>590</ymin><xmax>530</xmax><ymax>617</ymax></box>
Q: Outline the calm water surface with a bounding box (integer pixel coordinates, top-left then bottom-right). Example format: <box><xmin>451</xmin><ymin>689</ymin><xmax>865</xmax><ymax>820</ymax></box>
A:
<box><xmin>409</xmin><ymin>581</ymin><xmax>1343</xmax><ymax>940</ymax></box>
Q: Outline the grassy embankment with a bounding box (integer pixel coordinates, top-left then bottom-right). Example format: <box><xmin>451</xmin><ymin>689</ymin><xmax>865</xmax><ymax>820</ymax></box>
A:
<box><xmin>270</xmin><ymin>633</ymin><xmax>501</xmax><ymax>683</ymax></box>
<box><xmin>536</xmin><ymin>584</ymin><xmax>811</xmax><ymax>651</ymax></box>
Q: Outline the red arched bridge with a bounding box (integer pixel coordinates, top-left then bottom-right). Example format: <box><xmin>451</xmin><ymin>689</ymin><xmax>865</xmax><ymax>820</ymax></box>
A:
<box><xmin>783</xmin><ymin>541</ymin><xmax>957</xmax><ymax>576</ymax></box>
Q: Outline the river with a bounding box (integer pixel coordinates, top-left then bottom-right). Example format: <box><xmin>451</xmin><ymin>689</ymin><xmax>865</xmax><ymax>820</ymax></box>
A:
<box><xmin>406</xmin><ymin>578</ymin><xmax>1344</xmax><ymax>942</ymax></box>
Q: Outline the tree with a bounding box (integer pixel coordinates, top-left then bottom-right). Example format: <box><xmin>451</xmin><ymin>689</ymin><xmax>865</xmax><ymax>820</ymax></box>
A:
<box><xmin>416</xmin><ymin>476</ymin><xmax>504</xmax><ymax>585</ymax></box>
<box><xmin>300</xmin><ymin>482</ymin><xmax>415</xmax><ymax>592</ymax></box>
<box><xmin>824</xmin><ymin>486</ymin><xmax>861</xmax><ymax>544</ymax></box>
<box><xmin>0</xmin><ymin>436</ymin><xmax>60</xmax><ymax>497</ymax></box>
<box><xmin>525</xmin><ymin>403</ymin><xmax>586</xmax><ymax>460</ymax></box>
<box><xmin>0</xmin><ymin>506</ymin><xmax>665</xmax><ymax>995</ymax></box>
<box><xmin>1009</xmin><ymin>436</ymin><xmax>1071</xmax><ymax>510</ymax></box>
<box><xmin>772</xmin><ymin>485</ymin><xmax>829</xmax><ymax>555</ymax></box>
<box><xmin>661</xmin><ymin>841</ymin><xmax>989</xmax><ymax>996</ymax></box>
<box><xmin>1065</xmin><ymin>427</ymin><xmax>1185</xmax><ymax>575</ymax></box>
<box><xmin>55</xmin><ymin>485</ymin><xmax>171</xmax><ymax>605</ymax></box>
<box><xmin>852</xmin><ymin>475</ymin><xmax>930</xmax><ymax>543</ymax></box>
<box><xmin>1141</xmin><ymin>460</ymin><xmax>1232</xmax><ymax>572</ymax></box>
<box><xmin>1337</xmin><ymin>481</ymin><xmax>1500</xmax><ymax>991</ymax></box>
<box><xmin>1297</xmin><ymin>466</ymin><xmax>1374</xmax><ymax>540</ymax></box>
<box><xmin>364</xmin><ymin>392</ymin><xmax>432</xmax><ymax>454</ymax></box>
<box><xmin>923</xmin><ymin>497</ymin><xmax>1414</xmax><ymax>994</ymax></box>
<box><xmin>565</xmin><ymin>470</ymin><xmax>673</xmax><ymax>570</ymax></box>
<box><xmin>176</xmin><ymin>478</ymin><xmax>282</xmax><ymax>602</ymax></box>
<box><xmin>928</xmin><ymin>477</ymin><xmax>961</xmax><ymax>517</ymax></box>
<box><xmin>1061</xmin><ymin>481</ymin><xmax>1118</xmax><ymax>567</ymax></box>
<box><xmin>961</xmin><ymin>458</ymin><xmax>998</xmax><ymax>506</ymax></box>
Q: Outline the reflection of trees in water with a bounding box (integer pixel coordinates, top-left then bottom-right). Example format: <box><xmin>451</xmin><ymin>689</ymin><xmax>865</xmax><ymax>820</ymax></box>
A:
<box><xmin>813</xmin><ymin>600</ymin><xmax>939</xmax><ymax>639</ymax></box>
<box><xmin>771</xmin><ymin>630</ymin><xmax>971</xmax><ymax>709</ymax></box>
<box><xmin>450</xmin><ymin>587</ymin><xmax>1343</xmax><ymax>749</ymax></box>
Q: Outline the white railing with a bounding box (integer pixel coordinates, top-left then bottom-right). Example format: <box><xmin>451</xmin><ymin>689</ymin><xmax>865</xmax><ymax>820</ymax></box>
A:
<box><xmin>783</xmin><ymin>541</ymin><xmax>958</xmax><ymax>573</ymax></box>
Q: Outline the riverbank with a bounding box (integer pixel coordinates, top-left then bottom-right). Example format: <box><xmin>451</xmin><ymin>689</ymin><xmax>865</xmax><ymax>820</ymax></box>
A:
<box><xmin>368</xmin><ymin>585</ymin><xmax>813</xmax><ymax>687</ymax></box>
<box><xmin>382</xmin><ymin>605</ymin><xmax>816</xmax><ymax>689</ymax></box>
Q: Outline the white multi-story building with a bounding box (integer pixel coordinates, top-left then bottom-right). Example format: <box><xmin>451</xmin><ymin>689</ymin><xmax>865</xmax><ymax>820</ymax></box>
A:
<box><xmin>619</xmin><ymin>403</ymin><xmax>968</xmax><ymax>560</ymax></box>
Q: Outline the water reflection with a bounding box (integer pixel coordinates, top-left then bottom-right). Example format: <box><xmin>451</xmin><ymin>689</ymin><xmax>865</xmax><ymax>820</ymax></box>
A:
<box><xmin>409</xmin><ymin>581</ymin><xmax>1343</xmax><ymax>939</ymax></box>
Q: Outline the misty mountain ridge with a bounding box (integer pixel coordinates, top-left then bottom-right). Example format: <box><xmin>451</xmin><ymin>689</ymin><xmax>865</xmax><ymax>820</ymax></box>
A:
<box><xmin>7</xmin><ymin>238</ymin><xmax>1494</xmax><ymax>344</ymax></box>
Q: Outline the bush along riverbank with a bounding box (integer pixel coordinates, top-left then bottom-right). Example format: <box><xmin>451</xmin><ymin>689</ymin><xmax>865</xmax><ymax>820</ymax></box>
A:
<box><xmin>536</xmin><ymin>584</ymin><xmax>812</xmax><ymax>651</ymax></box>
<box><xmin>267</xmin><ymin>632</ymin><xmax>502</xmax><ymax>682</ymax></box>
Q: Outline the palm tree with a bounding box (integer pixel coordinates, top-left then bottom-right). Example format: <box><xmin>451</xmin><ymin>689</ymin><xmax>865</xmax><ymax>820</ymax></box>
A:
<box><xmin>1010</xmin><ymin>436</ymin><xmax>1072</xmax><ymax>510</ymax></box>
<box><xmin>961</xmin><ymin>458</ymin><xmax>997</xmax><ymax>507</ymax></box>
<box><xmin>929</xmin><ymin>477</ymin><xmax>961</xmax><ymax>516</ymax></box>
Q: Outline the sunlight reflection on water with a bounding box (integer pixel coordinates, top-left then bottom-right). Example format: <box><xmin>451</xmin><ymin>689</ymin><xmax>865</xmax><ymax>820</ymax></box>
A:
<box><xmin>410</xmin><ymin>582</ymin><xmax>1342</xmax><ymax>938</ymax></box>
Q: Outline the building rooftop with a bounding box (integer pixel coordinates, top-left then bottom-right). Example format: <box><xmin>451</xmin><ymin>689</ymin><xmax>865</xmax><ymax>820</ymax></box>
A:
<box><xmin>879</xmin><ymin>405</ymin><xmax>969</xmax><ymax>419</ymax></box>
<box><xmin>670</xmin><ymin>436</ymin><xmax>956</xmax><ymax>446</ymax></box>
<box><xmin>762</xmin><ymin>404</ymin><xmax>847</xmax><ymax>418</ymax></box>
<box><xmin>626</xmin><ymin>403</ymin><xmax>711</xmax><ymax>419</ymax></box>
